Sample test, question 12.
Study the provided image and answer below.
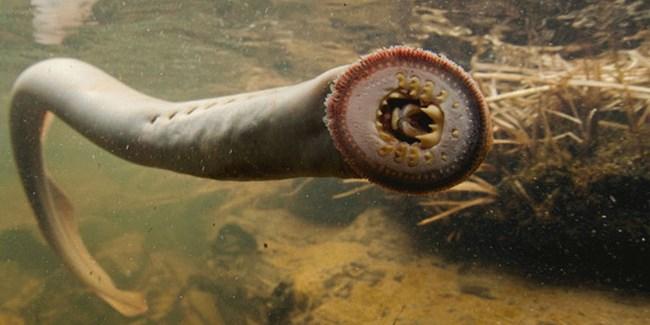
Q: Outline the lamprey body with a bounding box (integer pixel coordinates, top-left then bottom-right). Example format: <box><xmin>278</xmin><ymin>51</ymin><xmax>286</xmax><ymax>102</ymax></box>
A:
<box><xmin>9</xmin><ymin>47</ymin><xmax>491</xmax><ymax>316</ymax></box>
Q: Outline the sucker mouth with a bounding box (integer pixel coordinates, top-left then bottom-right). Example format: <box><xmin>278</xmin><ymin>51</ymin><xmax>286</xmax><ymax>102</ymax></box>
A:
<box><xmin>326</xmin><ymin>46</ymin><xmax>491</xmax><ymax>193</ymax></box>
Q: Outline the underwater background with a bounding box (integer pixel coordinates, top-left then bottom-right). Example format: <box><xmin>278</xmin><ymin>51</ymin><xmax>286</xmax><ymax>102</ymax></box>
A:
<box><xmin>1</xmin><ymin>0</ymin><xmax>649</xmax><ymax>324</ymax></box>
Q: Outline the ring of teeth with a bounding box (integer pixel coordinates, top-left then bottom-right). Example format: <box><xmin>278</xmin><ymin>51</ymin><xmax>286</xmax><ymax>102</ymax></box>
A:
<box><xmin>375</xmin><ymin>72</ymin><xmax>456</xmax><ymax>167</ymax></box>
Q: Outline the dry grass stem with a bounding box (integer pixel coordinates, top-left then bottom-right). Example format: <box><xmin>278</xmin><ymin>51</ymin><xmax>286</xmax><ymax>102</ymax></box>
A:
<box><xmin>332</xmin><ymin>183</ymin><xmax>374</xmax><ymax>200</ymax></box>
<box><xmin>418</xmin><ymin>175</ymin><xmax>497</xmax><ymax>225</ymax></box>
<box><xmin>283</xmin><ymin>178</ymin><xmax>314</xmax><ymax>196</ymax></box>
<box><xmin>418</xmin><ymin>197</ymin><xmax>495</xmax><ymax>225</ymax></box>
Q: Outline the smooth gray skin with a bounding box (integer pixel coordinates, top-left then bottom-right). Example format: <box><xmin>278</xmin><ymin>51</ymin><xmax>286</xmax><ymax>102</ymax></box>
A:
<box><xmin>9</xmin><ymin>58</ymin><xmax>355</xmax><ymax>316</ymax></box>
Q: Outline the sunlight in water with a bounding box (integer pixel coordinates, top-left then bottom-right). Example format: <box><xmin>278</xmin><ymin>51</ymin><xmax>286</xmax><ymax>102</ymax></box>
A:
<box><xmin>31</xmin><ymin>0</ymin><xmax>98</xmax><ymax>45</ymax></box>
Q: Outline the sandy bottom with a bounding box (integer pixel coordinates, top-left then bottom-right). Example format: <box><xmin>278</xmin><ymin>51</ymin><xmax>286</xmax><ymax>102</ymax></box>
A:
<box><xmin>1</xmin><ymin>178</ymin><xmax>649</xmax><ymax>325</ymax></box>
<box><xmin>232</xmin><ymin>206</ymin><xmax>650</xmax><ymax>324</ymax></box>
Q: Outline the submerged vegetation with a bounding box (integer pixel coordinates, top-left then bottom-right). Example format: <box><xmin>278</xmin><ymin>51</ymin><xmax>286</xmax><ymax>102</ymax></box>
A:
<box><xmin>421</xmin><ymin>41</ymin><xmax>649</xmax><ymax>223</ymax></box>
<box><xmin>410</xmin><ymin>44</ymin><xmax>649</xmax><ymax>289</ymax></box>
<box><xmin>402</xmin><ymin>2</ymin><xmax>650</xmax><ymax>291</ymax></box>
<box><xmin>334</xmin><ymin>0</ymin><xmax>649</xmax><ymax>291</ymax></box>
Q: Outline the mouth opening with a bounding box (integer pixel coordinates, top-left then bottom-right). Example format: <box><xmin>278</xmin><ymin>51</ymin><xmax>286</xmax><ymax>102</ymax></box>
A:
<box><xmin>375</xmin><ymin>73</ymin><xmax>446</xmax><ymax>150</ymax></box>
<box><xmin>379</xmin><ymin>97</ymin><xmax>435</xmax><ymax>144</ymax></box>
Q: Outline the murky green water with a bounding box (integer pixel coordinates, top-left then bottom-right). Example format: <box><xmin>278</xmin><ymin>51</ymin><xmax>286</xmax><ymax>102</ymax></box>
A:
<box><xmin>1</xmin><ymin>0</ymin><xmax>649</xmax><ymax>324</ymax></box>
<box><xmin>0</xmin><ymin>1</ymin><xmax>388</xmax><ymax>238</ymax></box>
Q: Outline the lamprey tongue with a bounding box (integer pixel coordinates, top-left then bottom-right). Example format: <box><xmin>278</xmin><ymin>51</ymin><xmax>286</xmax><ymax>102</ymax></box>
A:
<box><xmin>326</xmin><ymin>46</ymin><xmax>492</xmax><ymax>193</ymax></box>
